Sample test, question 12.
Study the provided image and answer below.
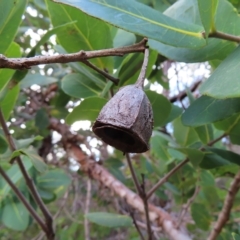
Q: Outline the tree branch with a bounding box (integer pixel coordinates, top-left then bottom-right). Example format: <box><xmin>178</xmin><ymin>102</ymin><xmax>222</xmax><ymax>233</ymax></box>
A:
<box><xmin>0</xmin><ymin>109</ymin><xmax>54</xmax><ymax>240</ymax></box>
<box><xmin>208</xmin><ymin>30</ymin><xmax>240</xmax><ymax>43</ymax></box>
<box><xmin>0</xmin><ymin>38</ymin><xmax>148</xmax><ymax>70</ymax></box>
<box><xmin>0</xmin><ymin>166</ymin><xmax>48</xmax><ymax>234</ymax></box>
<box><xmin>207</xmin><ymin>170</ymin><xmax>240</xmax><ymax>240</ymax></box>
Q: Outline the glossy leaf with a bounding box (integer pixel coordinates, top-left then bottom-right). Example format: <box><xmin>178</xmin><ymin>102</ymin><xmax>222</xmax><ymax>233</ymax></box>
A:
<box><xmin>149</xmin><ymin>0</ymin><xmax>238</xmax><ymax>63</ymax></box>
<box><xmin>182</xmin><ymin>95</ymin><xmax>240</xmax><ymax>127</ymax></box>
<box><xmin>0</xmin><ymin>158</ymin><xmax>32</xmax><ymax>199</ymax></box>
<box><xmin>0</xmin><ymin>134</ymin><xmax>8</xmax><ymax>154</ymax></box>
<box><xmin>197</xmin><ymin>0</ymin><xmax>218</xmax><ymax>36</ymax></box>
<box><xmin>46</xmin><ymin>0</ymin><xmax>113</xmax><ymax>69</ymax></box>
<box><xmin>0</xmin><ymin>0</ymin><xmax>27</xmax><ymax>53</ymax></box>
<box><xmin>37</xmin><ymin>169</ymin><xmax>71</xmax><ymax>190</ymax></box>
<box><xmin>145</xmin><ymin>91</ymin><xmax>171</xmax><ymax>127</ymax></box>
<box><xmin>200</xmin><ymin>45</ymin><xmax>240</xmax><ymax>98</ymax></box>
<box><xmin>21</xmin><ymin>150</ymin><xmax>48</xmax><ymax>173</ymax></box>
<box><xmin>20</xmin><ymin>73</ymin><xmax>58</xmax><ymax>89</ymax></box>
<box><xmin>194</xmin><ymin>124</ymin><xmax>213</xmax><ymax>144</ymax></box>
<box><xmin>54</xmin><ymin>0</ymin><xmax>206</xmax><ymax>48</ymax></box>
<box><xmin>2</xmin><ymin>199</ymin><xmax>29</xmax><ymax>231</ymax></box>
<box><xmin>61</xmin><ymin>73</ymin><xmax>102</xmax><ymax>98</ymax></box>
<box><xmin>66</xmin><ymin>97</ymin><xmax>107</xmax><ymax>124</ymax></box>
<box><xmin>35</xmin><ymin>108</ymin><xmax>49</xmax><ymax>130</ymax></box>
<box><xmin>199</xmin><ymin>153</ymin><xmax>232</xmax><ymax>169</ymax></box>
<box><xmin>173</xmin><ymin>117</ymin><xmax>199</xmax><ymax>146</ymax></box>
<box><xmin>191</xmin><ymin>203</ymin><xmax>211</xmax><ymax>230</ymax></box>
<box><xmin>85</xmin><ymin>212</ymin><xmax>132</xmax><ymax>228</ymax></box>
<box><xmin>1</xmin><ymin>85</ymin><xmax>20</xmax><ymax>121</ymax></box>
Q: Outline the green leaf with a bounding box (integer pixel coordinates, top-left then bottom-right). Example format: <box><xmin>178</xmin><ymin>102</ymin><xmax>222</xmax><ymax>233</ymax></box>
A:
<box><xmin>200</xmin><ymin>45</ymin><xmax>240</xmax><ymax>98</ymax></box>
<box><xmin>191</xmin><ymin>203</ymin><xmax>211</xmax><ymax>230</ymax></box>
<box><xmin>0</xmin><ymin>134</ymin><xmax>8</xmax><ymax>154</ymax></box>
<box><xmin>177</xmin><ymin>148</ymin><xmax>204</xmax><ymax>167</ymax></box>
<box><xmin>85</xmin><ymin>212</ymin><xmax>132</xmax><ymax>228</ymax></box>
<box><xmin>145</xmin><ymin>91</ymin><xmax>171</xmax><ymax>127</ymax></box>
<box><xmin>200</xmin><ymin>170</ymin><xmax>215</xmax><ymax>187</ymax></box>
<box><xmin>21</xmin><ymin>150</ymin><xmax>48</xmax><ymax>173</ymax></box>
<box><xmin>37</xmin><ymin>169</ymin><xmax>71</xmax><ymax>191</ymax></box>
<box><xmin>0</xmin><ymin>158</ymin><xmax>32</xmax><ymax>199</ymax></box>
<box><xmin>149</xmin><ymin>0</ymin><xmax>238</xmax><ymax>63</ymax></box>
<box><xmin>66</xmin><ymin>97</ymin><xmax>107</xmax><ymax>124</ymax></box>
<box><xmin>20</xmin><ymin>73</ymin><xmax>58</xmax><ymax>89</ymax></box>
<box><xmin>46</xmin><ymin>0</ymin><xmax>113</xmax><ymax>70</ymax></box>
<box><xmin>199</xmin><ymin>153</ymin><xmax>232</xmax><ymax>169</ymax></box>
<box><xmin>16</xmin><ymin>136</ymin><xmax>43</xmax><ymax>149</ymax></box>
<box><xmin>113</xmin><ymin>29</ymin><xmax>136</xmax><ymax>48</ymax></box>
<box><xmin>182</xmin><ymin>95</ymin><xmax>240</xmax><ymax>127</ymax></box>
<box><xmin>197</xmin><ymin>0</ymin><xmax>218</xmax><ymax>36</ymax></box>
<box><xmin>232</xmin><ymin>233</ymin><xmax>240</xmax><ymax>240</ymax></box>
<box><xmin>194</xmin><ymin>124</ymin><xmax>213</xmax><ymax>144</ymax></box>
<box><xmin>0</xmin><ymin>0</ymin><xmax>27</xmax><ymax>53</ymax></box>
<box><xmin>163</xmin><ymin>104</ymin><xmax>183</xmax><ymax>124</ymax></box>
<box><xmin>35</xmin><ymin>108</ymin><xmax>49</xmax><ymax>130</ymax></box>
<box><xmin>0</xmin><ymin>43</ymin><xmax>21</xmax><ymax>93</ymax></box>
<box><xmin>61</xmin><ymin>73</ymin><xmax>102</xmax><ymax>98</ymax></box>
<box><xmin>173</xmin><ymin>117</ymin><xmax>199</xmax><ymax>146</ymax></box>
<box><xmin>54</xmin><ymin>0</ymin><xmax>206</xmax><ymax>48</ymax></box>
<box><xmin>2</xmin><ymin>198</ymin><xmax>29</xmax><ymax>231</ymax></box>
<box><xmin>1</xmin><ymin>85</ymin><xmax>20</xmax><ymax>121</ymax></box>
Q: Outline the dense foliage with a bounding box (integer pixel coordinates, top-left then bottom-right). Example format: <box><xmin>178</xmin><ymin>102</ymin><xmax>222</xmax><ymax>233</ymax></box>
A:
<box><xmin>1</xmin><ymin>0</ymin><xmax>240</xmax><ymax>239</ymax></box>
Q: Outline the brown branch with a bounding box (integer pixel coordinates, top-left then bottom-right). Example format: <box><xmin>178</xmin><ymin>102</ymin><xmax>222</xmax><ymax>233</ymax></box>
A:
<box><xmin>82</xmin><ymin>60</ymin><xmax>119</xmax><ymax>85</ymax></box>
<box><xmin>170</xmin><ymin>80</ymin><xmax>201</xmax><ymax>103</ymax></box>
<box><xmin>0</xmin><ymin>109</ymin><xmax>54</xmax><ymax>240</ymax></box>
<box><xmin>136</xmin><ymin>48</ymin><xmax>149</xmax><ymax>88</ymax></box>
<box><xmin>208</xmin><ymin>170</ymin><xmax>240</xmax><ymax>240</ymax></box>
<box><xmin>208</xmin><ymin>30</ymin><xmax>240</xmax><ymax>43</ymax></box>
<box><xmin>0</xmin><ymin>166</ymin><xmax>48</xmax><ymax>234</ymax></box>
<box><xmin>0</xmin><ymin>38</ymin><xmax>148</xmax><ymax>70</ymax></box>
<box><xmin>126</xmin><ymin>153</ymin><xmax>141</xmax><ymax>195</ymax></box>
<box><xmin>129</xmin><ymin>211</ymin><xmax>145</xmax><ymax>240</ymax></box>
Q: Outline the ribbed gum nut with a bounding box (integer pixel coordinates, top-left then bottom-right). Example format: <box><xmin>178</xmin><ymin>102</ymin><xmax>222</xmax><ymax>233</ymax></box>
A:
<box><xmin>92</xmin><ymin>85</ymin><xmax>153</xmax><ymax>153</ymax></box>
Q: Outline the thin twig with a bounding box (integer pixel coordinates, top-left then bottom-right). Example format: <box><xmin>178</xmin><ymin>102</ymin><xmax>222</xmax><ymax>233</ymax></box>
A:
<box><xmin>208</xmin><ymin>30</ymin><xmax>240</xmax><ymax>43</ymax></box>
<box><xmin>0</xmin><ymin>166</ymin><xmax>47</xmax><ymax>234</ymax></box>
<box><xmin>176</xmin><ymin>185</ymin><xmax>201</xmax><ymax>228</ymax></box>
<box><xmin>126</xmin><ymin>153</ymin><xmax>141</xmax><ymax>195</ymax></box>
<box><xmin>0</xmin><ymin>38</ymin><xmax>148</xmax><ymax>69</ymax></box>
<box><xmin>129</xmin><ymin>211</ymin><xmax>145</xmax><ymax>240</ymax></box>
<box><xmin>82</xmin><ymin>60</ymin><xmax>119</xmax><ymax>85</ymax></box>
<box><xmin>147</xmin><ymin>159</ymin><xmax>189</xmax><ymax>199</ymax></box>
<box><xmin>0</xmin><ymin>109</ymin><xmax>54</xmax><ymax>239</ymax></box>
<box><xmin>140</xmin><ymin>174</ymin><xmax>152</xmax><ymax>240</ymax></box>
<box><xmin>136</xmin><ymin>47</ymin><xmax>149</xmax><ymax>88</ymax></box>
<box><xmin>84</xmin><ymin>179</ymin><xmax>92</xmax><ymax>240</ymax></box>
<box><xmin>207</xmin><ymin>170</ymin><xmax>240</xmax><ymax>240</ymax></box>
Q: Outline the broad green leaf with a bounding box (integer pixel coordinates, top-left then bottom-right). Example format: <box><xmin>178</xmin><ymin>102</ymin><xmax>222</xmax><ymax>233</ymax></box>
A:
<box><xmin>197</xmin><ymin>0</ymin><xmax>218</xmax><ymax>36</ymax></box>
<box><xmin>35</xmin><ymin>108</ymin><xmax>49</xmax><ymax>130</ymax></box>
<box><xmin>46</xmin><ymin>0</ymin><xmax>113</xmax><ymax>70</ymax></box>
<box><xmin>85</xmin><ymin>212</ymin><xmax>132</xmax><ymax>228</ymax></box>
<box><xmin>163</xmin><ymin>104</ymin><xmax>182</xmax><ymax>124</ymax></box>
<box><xmin>191</xmin><ymin>203</ymin><xmax>211</xmax><ymax>230</ymax></box>
<box><xmin>145</xmin><ymin>91</ymin><xmax>171</xmax><ymax>127</ymax></box>
<box><xmin>1</xmin><ymin>85</ymin><xmax>20</xmax><ymax>121</ymax></box>
<box><xmin>20</xmin><ymin>73</ymin><xmax>58</xmax><ymax>89</ymax></box>
<box><xmin>0</xmin><ymin>0</ymin><xmax>27</xmax><ymax>53</ymax></box>
<box><xmin>200</xmin><ymin>170</ymin><xmax>215</xmax><ymax>187</ymax></box>
<box><xmin>200</xmin><ymin>45</ymin><xmax>240</xmax><ymax>98</ymax></box>
<box><xmin>37</xmin><ymin>169</ymin><xmax>71</xmax><ymax>191</ymax></box>
<box><xmin>20</xmin><ymin>150</ymin><xmax>48</xmax><ymax>173</ymax></box>
<box><xmin>177</xmin><ymin>148</ymin><xmax>204</xmax><ymax>167</ymax></box>
<box><xmin>66</xmin><ymin>97</ymin><xmax>107</xmax><ymax>124</ymax></box>
<box><xmin>16</xmin><ymin>136</ymin><xmax>43</xmax><ymax>149</ymax></box>
<box><xmin>0</xmin><ymin>134</ymin><xmax>8</xmax><ymax>154</ymax></box>
<box><xmin>53</xmin><ymin>0</ymin><xmax>205</xmax><ymax>48</ymax></box>
<box><xmin>113</xmin><ymin>29</ymin><xmax>136</xmax><ymax>48</ymax></box>
<box><xmin>37</xmin><ymin>188</ymin><xmax>56</xmax><ymax>201</ymax></box>
<box><xmin>0</xmin><ymin>157</ymin><xmax>32</xmax><ymax>199</ymax></box>
<box><xmin>199</xmin><ymin>153</ymin><xmax>232</xmax><ymax>169</ymax></box>
<box><xmin>2</xmin><ymin>198</ymin><xmax>29</xmax><ymax>231</ymax></box>
<box><xmin>194</xmin><ymin>124</ymin><xmax>213</xmax><ymax>144</ymax></box>
<box><xmin>182</xmin><ymin>95</ymin><xmax>240</xmax><ymax>127</ymax></box>
<box><xmin>201</xmin><ymin>186</ymin><xmax>219</xmax><ymax>209</ymax></box>
<box><xmin>232</xmin><ymin>233</ymin><xmax>240</xmax><ymax>240</ymax></box>
<box><xmin>61</xmin><ymin>73</ymin><xmax>102</xmax><ymax>98</ymax></box>
<box><xmin>0</xmin><ymin>42</ymin><xmax>21</xmax><ymax>93</ymax></box>
<box><xmin>149</xmin><ymin>0</ymin><xmax>238</xmax><ymax>63</ymax></box>
<box><xmin>173</xmin><ymin>117</ymin><xmax>199</xmax><ymax>146</ymax></box>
